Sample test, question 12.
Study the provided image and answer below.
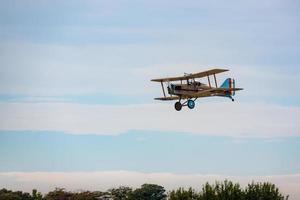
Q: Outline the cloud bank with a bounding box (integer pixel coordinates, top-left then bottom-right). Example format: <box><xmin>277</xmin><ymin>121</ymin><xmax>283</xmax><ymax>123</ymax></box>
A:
<box><xmin>0</xmin><ymin>102</ymin><xmax>299</xmax><ymax>137</ymax></box>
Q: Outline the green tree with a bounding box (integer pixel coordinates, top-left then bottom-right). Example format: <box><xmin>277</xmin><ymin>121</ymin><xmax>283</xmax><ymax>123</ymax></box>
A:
<box><xmin>245</xmin><ymin>182</ymin><xmax>288</xmax><ymax>200</ymax></box>
<box><xmin>201</xmin><ymin>183</ymin><xmax>217</xmax><ymax>200</ymax></box>
<box><xmin>32</xmin><ymin>189</ymin><xmax>43</xmax><ymax>200</ymax></box>
<box><xmin>0</xmin><ymin>188</ymin><xmax>33</xmax><ymax>200</ymax></box>
<box><xmin>44</xmin><ymin>188</ymin><xmax>72</xmax><ymax>200</ymax></box>
<box><xmin>168</xmin><ymin>187</ymin><xmax>200</xmax><ymax>200</ymax></box>
<box><xmin>213</xmin><ymin>180</ymin><xmax>244</xmax><ymax>200</ymax></box>
<box><xmin>70</xmin><ymin>191</ymin><xmax>105</xmax><ymax>200</ymax></box>
<box><xmin>130</xmin><ymin>184</ymin><xmax>166</xmax><ymax>200</ymax></box>
<box><xmin>110</xmin><ymin>186</ymin><xmax>133</xmax><ymax>200</ymax></box>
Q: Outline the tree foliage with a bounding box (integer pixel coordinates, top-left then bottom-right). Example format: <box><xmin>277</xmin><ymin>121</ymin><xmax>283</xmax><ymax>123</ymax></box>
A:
<box><xmin>130</xmin><ymin>184</ymin><xmax>167</xmax><ymax>200</ymax></box>
<box><xmin>168</xmin><ymin>180</ymin><xmax>288</xmax><ymax>200</ymax></box>
<box><xmin>245</xmin><ymin>182</ymin><xmax>288</xmax><ymax>200</ymax></box>
<box><xmin>168</xmin><ymin>187</ymin><xmax>200</xmax><ymax>200</ymax></box>
<box><xmin>109</xmin><ymin>186</ymin><xmax>132</xmax><ymax>200</ymax></box>
<box><xmin>0</xmin><ymin>180</ymin><xmax>289</xmax><ymax>200</ymax></box>
<box><xmin>0</xmin><ymin>188</ymin><xmax>42</xmax><ymax>200</ymax></box>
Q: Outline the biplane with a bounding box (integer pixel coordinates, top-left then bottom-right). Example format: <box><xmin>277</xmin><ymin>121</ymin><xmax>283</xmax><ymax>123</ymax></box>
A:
<box><xmin>151</xmin><ymin>68</ymin><xmax>243</xmax><ymax>111</ymax></box>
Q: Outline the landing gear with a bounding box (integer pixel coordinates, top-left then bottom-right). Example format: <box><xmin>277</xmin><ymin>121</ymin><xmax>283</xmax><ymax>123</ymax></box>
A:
<box><xmin>187</xmin><ymin>99</ymin><xmax>195</xmax><ymax>109</ymax></box>
<box><xmin>174</xmin><ymin>99</ymin><xmax>196</xmax><ymax>111</ymax></box>
<box><xmin>229</xmin><ymin>96</ymin><xmax>234</xmax><ymax>102</ymax></box>
<box><xmin>174</xmin><ymin>101</ymin><xmax>182</xmax><ymax>111</ymax></box>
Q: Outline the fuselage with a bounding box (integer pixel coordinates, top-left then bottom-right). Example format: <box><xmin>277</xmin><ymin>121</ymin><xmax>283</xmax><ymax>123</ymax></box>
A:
<box><xmin>168</xmin><ymin>81</ymin><xmax>230</xmax><ymax>99</ymax></box>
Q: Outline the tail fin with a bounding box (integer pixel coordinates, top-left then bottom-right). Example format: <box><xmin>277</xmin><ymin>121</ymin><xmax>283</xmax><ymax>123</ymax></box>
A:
<box><xmin>221</xmin><ymin>78</ymin><xmax>235</xmax><ymax>96</ymax></box>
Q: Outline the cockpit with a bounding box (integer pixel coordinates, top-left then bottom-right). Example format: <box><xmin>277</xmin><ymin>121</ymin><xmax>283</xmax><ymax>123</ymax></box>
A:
<box><xmin>167</xmin><ymin>84</ymin><xmax>181</xmax><ymax>94</ymax></box>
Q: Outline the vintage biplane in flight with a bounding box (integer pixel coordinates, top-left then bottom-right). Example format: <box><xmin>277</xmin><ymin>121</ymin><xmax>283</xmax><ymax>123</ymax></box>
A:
<box><xmin>151</xmin><ymin>68</ymin><xmax>243</xmax><ymax>111</ymax></box>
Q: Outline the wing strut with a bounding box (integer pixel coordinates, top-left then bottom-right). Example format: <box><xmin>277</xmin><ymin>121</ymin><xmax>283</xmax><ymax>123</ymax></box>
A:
<box><xmin>207</xmin><ymin>75</ymin><xmax>211</xmax><ymax>88</ymax></box>
<box><xmin>213</xmin><ymin>74</ymin><xmax>218</xmax><ymax>87</ymax></box>
<box><xmin>160</xmin><ymin>81</ymin><xmax>166</xmax><ymax>97</ymax></box>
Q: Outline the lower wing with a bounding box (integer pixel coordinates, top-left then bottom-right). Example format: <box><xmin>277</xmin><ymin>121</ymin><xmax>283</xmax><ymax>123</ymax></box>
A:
<box><xmin>154</xmin><ymin>88</ymin><xmax>243</xmax><ymax>100</ymax></box>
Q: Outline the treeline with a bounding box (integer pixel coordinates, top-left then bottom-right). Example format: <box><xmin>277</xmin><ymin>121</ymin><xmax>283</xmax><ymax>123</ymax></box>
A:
<box><xmin>0</xmin><ymin>180</ymin><xmax>289</xmax><ymax>200</ymax></box>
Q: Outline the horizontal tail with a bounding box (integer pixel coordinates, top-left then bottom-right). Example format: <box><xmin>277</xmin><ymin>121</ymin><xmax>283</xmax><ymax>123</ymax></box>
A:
<box><xmin>221</xmin><ymin>78</ymin><xmax>235</xmax><ymax>96</ymax></box>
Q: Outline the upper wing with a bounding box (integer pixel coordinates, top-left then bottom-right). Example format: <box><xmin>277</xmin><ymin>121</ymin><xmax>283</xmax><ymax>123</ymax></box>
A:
<box><xmin>187</xmin><ymin>68</ymin><xmax>229</xmax><ymax>79</ymax></box>
<box><xmin>151</xmin><ymin>68</ymin><xmax>229</xmax><ymax>82</ymax></box>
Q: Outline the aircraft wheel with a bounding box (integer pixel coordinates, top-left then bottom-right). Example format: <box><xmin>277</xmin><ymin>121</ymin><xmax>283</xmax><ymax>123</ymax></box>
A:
<box><xmin>174</xmin><ymin>102</ymin><xmax>182</xmax><ymax>111</ymax></box>
<box><xmin>232</xmin><ymin>98</ymin><xmax>235</xmax><ymax>102</ymax></box>
<box><xmin>187</xmin><ymin>99</ymin><xmax>195</xmax><ymax>109</ymax></box>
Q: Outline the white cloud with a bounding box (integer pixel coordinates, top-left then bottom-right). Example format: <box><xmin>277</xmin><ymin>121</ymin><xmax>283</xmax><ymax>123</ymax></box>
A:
<box><xmin>1</xmin><ymin>40</ymin><xmax>299</xmax><ymax>100</ymax></box>
<box><xmin>0</xmin><ymin>171</ymin><xmax>299</xmax><ymax>198</ymax></box>
<box><xmin>0</xmin><ymin>102</ymin><xmax>299</xmax><ymax>137</ymax></box>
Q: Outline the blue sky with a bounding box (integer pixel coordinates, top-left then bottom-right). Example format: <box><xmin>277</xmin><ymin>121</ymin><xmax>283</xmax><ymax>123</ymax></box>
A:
<box><xmin>1</xmin><ymin>131</ymin><xmax>300</xmax><ymax>176</ymax></box>
<box><xmin>0</xmin><ymin>0</ymin><xmax>300</xmax><ymax>197</ymax></box>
